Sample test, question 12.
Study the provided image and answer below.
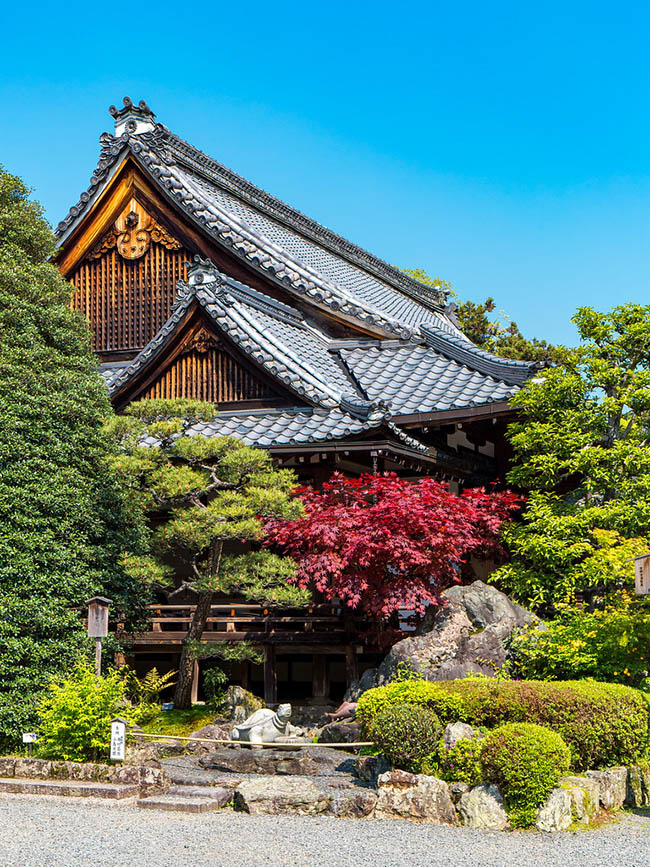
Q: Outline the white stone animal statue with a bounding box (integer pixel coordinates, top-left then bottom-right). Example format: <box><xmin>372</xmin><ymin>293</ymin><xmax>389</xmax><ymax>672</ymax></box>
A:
<box><xmin>231</xmin><ymin>703</ymin><xmax>292</xmax><ymax>748</ymax></box>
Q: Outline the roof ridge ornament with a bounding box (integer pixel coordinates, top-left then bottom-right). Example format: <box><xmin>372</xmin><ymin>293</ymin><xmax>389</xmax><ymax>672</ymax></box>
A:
<box><xmin>108</xmin><ymin>97</ymin><xmax>156</xmax><ymax>136</ymax></box>
<box><xmin>186</xmin><ymin>255</ymin><xmax>223</xmax><ymax>288</ymax></box>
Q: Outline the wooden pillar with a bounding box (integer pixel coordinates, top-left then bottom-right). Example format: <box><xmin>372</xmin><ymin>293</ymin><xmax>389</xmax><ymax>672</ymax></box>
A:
<box><xmin>190</xmin><ymin>659</ymin><xmax>199</xmax><ymax>705</ymax></box>
<box><xmin>345</xmin><ymin>645</ymin><xmax>359</xmax><ymax>687</ymax></box>
<box><xmin>312</xmin><ymin>654</ymin><xmax>329</xmax><ymax>700</ymax></box>
<box><xmin>241</xmin><ymin>659</ymin><xmax>250</xmax><ymax>691</ymax></box>
<box><xmin>264</xmin><ymin>645</ymin><xmax>277</xmax><ymax>705</ymax></box>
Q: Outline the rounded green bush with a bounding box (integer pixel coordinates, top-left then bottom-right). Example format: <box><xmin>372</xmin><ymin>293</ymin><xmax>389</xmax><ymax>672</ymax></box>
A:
<box><xmin>481</xmin><ymin>722</ymin><xmax>571</xmax><ymax>828</ymax></box>
<box><xmin>434</xmin><ymin>734</ymin><xmax>485</xmax><ymax>785</ymax></box>
<box><xmin>357</xmin><ymin>680</ymin><xmax>465</xmax><ymax>728</ymax></box>
<box><xmin>357</xmin><ymin>678</ymin><xmax>648</xmax><ymax>769</ymax></box>
<box><xmin>367</xmin><ymin>703</ymin><xmax>441</xmax><ymax>772</ymax></box>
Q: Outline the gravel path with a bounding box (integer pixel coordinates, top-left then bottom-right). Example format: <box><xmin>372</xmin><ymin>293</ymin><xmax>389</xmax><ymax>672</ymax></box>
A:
<box><xmin>1</xmin><ymin>794</ymin><xmax>649</xmax><ymax>867</ymax></box>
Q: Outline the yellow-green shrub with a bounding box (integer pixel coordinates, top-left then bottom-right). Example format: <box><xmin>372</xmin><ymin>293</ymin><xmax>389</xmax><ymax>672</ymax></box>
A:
<box><xmin>37</xmin><ymin>663</ymin><xmax>133</xmax><ymax>762</ymax></box>
<box><xmin>481</xmin><ymin>723</ymin><xmax>571</xmax><ymax>827</ymax></box>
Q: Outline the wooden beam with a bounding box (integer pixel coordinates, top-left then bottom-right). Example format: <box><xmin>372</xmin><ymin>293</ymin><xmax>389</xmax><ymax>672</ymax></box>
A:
<box><xmin>393</xmin><ymin>402</ymin><xmax>515</xmax><ymax>427</ymax></box>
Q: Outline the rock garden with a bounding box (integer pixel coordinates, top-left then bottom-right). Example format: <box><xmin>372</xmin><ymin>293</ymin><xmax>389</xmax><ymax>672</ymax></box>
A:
<box><xmin>1</xmin><ymin>581</ymin><xmax>650</xmax><ymax>835</ymax></box>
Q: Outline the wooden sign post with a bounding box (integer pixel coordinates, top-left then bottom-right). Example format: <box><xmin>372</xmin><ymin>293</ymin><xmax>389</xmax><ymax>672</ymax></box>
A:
<box><xmin>22</xmin><ymin>732</ymin><xmax>38</xmax><ymax>757</ymax></box>
<box><xmin>633</xmin><ymin>554</ymin><xmax>650</xmax><ymax>595</ymax></box>
<box><xmin>87</xmin><ymin>596</ymin><xmax>111</xmax><ymax>676</ymax></box>
<box><xmin>110</xmin><ymin>717</ymin><xmax>127</xmax><ymax>762</ymax></box>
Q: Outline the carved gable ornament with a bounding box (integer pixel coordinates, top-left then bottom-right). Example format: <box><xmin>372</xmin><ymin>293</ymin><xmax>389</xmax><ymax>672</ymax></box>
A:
<box><xmin>181</xmin><ymin>327</ymin><xmax>220</xmax><ymax>356</ymax></box>
<box><xmin>88</xmin><ymin>198</ymin><xmax>181</xmax><ymax>260</ymax></box>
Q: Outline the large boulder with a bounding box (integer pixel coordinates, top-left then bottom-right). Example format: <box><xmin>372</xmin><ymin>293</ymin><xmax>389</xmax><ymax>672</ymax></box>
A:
<box><xmin>442</xmin><ymin>722</ymin><xmax>477</xmax><ymax>751</ymax></box>
<box><xmin>353</xmin><ymin>755</ymin><xmax>391</xmax><ymax>783</ymax></box>
<box><xmin>374</xmin><ymin>770</ymin><xmax>457</xmax><ymax>823</ymax></box>
<box><xmin>535</xmin><ymin>788</ymin><xmax>573</xmax><ymax>832</ymax></box>
<box><xmin>626</xmin><ymin>765</ymin><xmax>650</xmax><ymax>808</ymax></box>
<box><xmin>222</xmin><ymin>686</ymin><xmax>265</xmax><ymax>724</ymax></box>
<box><xmin>585</xmin><ymin>767</ymin><xmax>627</xmax><ymax>811</ymax></box>
<box><xmin>458</xmin><ymin>784</ymin><xmax>509</xmax><ymax>830</ymax></box>
<box><xmin>559</xmin><ymin>775</ymin><xmax>600</xmax><ymax>824</ymax></box>
<box><xmin>200</xmin><ymin>747</ymin><xmax>319</xmax><ymax>776</ymax></box>
<box><xmin>234</xmin><ymin>777</ymin><xmax>330</xmax><ymax>815</ymax></box>
<box><xmin>345</xmin><ymin>581</ymin><xmax>536</xmax><ymax>697</ymax></box>
<box><xmin>318</xmin><ymin>722</ymin><xmax>361</xmax><ymax>744</ymax></box>
<box><xmin>329</xmin><ymin>790</ymin><xmax>378</xmax><ymax>817</ymax></box>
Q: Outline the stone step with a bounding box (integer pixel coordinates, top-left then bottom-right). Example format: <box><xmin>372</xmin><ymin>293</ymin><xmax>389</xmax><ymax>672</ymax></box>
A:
<box><xmin>137</xmin><ymin>792</ymin><xmax>231</xmax><ymax>813</ymax></box>
<box><xmin>169</xmin><ymin>784</ymin><xmax>233</xmax><ymax>803</ymax></box>
<box><xmin>0</xmin><ymin>777</ymin><xmax>139</xmax><ymax>800</ymax></box>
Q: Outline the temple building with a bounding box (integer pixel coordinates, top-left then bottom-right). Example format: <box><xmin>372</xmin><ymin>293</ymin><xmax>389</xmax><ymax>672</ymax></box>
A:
<box><xmin>54</xmin><ymin>98</ymin><xmax>540</xmax><ymax>704</ymax></box>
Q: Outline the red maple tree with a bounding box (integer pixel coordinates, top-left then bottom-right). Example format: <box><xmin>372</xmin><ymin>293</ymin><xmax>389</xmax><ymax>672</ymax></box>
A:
<box><xmin>264</xmin><ymin>473</ymin><xmax>520</xmax><ymax>620</ymax></box>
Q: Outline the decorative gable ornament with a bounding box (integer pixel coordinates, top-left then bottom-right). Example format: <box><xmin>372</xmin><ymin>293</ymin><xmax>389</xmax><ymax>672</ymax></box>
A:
<box><xmin>181</xmin><ymin>327</ymin><xmax>220</xmax><ymax>356</ymax></box>
<box><xmin>88</xmin><ymin>199</ymin><xmax>181</xmax><ymax>261</ymax></box>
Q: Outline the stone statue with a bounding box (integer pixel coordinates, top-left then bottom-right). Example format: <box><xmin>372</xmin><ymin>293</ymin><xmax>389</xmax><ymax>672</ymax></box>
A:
<box><xmin>231</xmin><ymin>703</ymin><xmax>292</xmax><ymax>748</ymax></box>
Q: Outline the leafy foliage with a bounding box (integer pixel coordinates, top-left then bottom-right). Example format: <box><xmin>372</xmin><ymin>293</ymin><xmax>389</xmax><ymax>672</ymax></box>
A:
<box><xmin>111</xmin><ymin>399</ymin><xmax>307</xmax><ymax>707</ymax></box>
<box><xmin>0</xmin><ymin>168</ymin><xmax>148</xmax><ymax>748</ymax></box>
<box><xmin>265</xmin><ymin>472</ymin><xmax>519</xmax><ymax>620</ymax></box>
<box><xmin>510</xmin><ymin>595</ymin><xmax>650</xmax><ymax>689</ymax></box>
<box><xmin>123</xmin><ymin>667</ymin><xmax>177</xmax><ymax>706</ymax></box>
<box><xmin>401</xmin><ymin>269</ymin><xmax>553</xmax><ymax>361</ymax></box>
<box><xmin>357</xmin><ymin>679</ymin><xmax>466</xmax><ymax>727</ymax></box>
<box><xmin>493</xmin><ymin>303</ymin><xmax>650</xmax><ymax>610</ymax></box>
<box><xmin>480</xmin><ymin>723</ymin><xmax>571</xmax><ymax>827</ymax></box>
<box><xmin>357</xmin><ymin>678</ymin><xmax>649</xmax><ymax>769</ymax></box>
<box><xmin>203</xmin><ymin>667</ymin><xmax>228</xmax><ymax>709</ymax></box>
<box><xmin>366</xmin><ymin>703</ymin><xmax>441</xmax><ymax>772</ymax></box>
<box><xmin>37</xmin><ymin>664</ymin><xmax>133</xmax><ymax>762</ymax></box>
<box><xmin>432</xmin><ymin>733</ymin><xmax>486</xmax><ymax>784</ymax></box>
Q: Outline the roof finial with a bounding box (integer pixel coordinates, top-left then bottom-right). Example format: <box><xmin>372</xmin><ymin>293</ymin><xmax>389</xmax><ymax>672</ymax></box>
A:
<box><xmin>108</xmin><ymin>97</ymin><xmax>156</xmax><ymax>136</ymax></box>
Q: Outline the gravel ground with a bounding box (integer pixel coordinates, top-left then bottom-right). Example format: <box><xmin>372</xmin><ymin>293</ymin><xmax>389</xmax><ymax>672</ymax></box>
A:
<box><xmin>1</xmin><ymin>794</ymin><xmax>650</xmax><ymax>867</ymax></box>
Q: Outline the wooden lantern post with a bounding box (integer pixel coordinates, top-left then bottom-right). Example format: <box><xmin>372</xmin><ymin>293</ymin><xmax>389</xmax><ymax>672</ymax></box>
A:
<box><xmin>87</xmin><ymin>596</ymin><xmax>112</xmax><ymax>676</ymax></box>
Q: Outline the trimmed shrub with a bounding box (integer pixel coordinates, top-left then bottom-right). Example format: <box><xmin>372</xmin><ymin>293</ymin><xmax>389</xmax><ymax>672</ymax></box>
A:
<box><xmin>367</xmin><ymin>703</ymin><xmax>441</xmax><ymax>772</ymax></box>
<box><xmin>37</xmin><ymin>663</ymin><xmax>134</xmax><ymax>762</ymax></box>
<box><xmin>357</xmin><ymin>678</ymin><xmax>649</xmax><ymax>770</ymax></box>
<box><xmin>481</xmin><ymin>723</ymin><xmax>571</xmax><ymax>827</ymax></box>
<box><xmin>433</xmin><ymin>734</ymin><xmax>485</xmax><ymax>785</ymax></box>
<box><xmin>358</xmin><ymin>680</ymin><xmax>465</xmax><ymax>729</ymax></box>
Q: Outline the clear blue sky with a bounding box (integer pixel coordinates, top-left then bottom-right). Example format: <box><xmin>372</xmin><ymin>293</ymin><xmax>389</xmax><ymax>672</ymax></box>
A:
<box><xmin>1</xmin><ymin>1</ymin><xmax>648</xmax><ymax>346</ymax></box>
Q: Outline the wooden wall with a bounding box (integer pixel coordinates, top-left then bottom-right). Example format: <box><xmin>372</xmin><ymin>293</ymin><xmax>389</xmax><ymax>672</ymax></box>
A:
<box><xmin>69</xmin><ymin>241</ymin><xmax>190</xmax><ymax>353</ymax></box>
<box><xmin>140</xmin><ymin>342</ymin><xmax>283</xmax><ymax>403</ymax></box>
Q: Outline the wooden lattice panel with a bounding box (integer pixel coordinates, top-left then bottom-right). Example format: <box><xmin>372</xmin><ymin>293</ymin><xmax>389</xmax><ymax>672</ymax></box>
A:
<box><xmin>140</xmin><ymin>344</ymin><xmax>282</xmax><ymax>404</ymax></box>
<box><xmin>69</xmin><ymin>242</ymin><xmax>190</xmax><ymax>352</ymax></box>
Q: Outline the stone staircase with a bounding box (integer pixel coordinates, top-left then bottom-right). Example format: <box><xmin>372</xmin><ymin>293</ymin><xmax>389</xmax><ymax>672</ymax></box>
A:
<box><xmin>137</xmin><ymin>783</ymin><xmax>233</xmax><ymax>813</ymax></box>
<box><xmin>0</xmin><ymin>777</ymin><xmax>139</xmax><ymax>800</ymax></box>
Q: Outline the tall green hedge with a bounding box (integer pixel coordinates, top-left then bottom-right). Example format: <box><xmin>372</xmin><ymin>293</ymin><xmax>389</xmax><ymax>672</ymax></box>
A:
<box><xmin>357</xmin><ymin>678</ymin><xmax>649</xmax><ymax>770</ymax></box>
<box><xmin>0</xmin><ymin>168</ymin><xmax>148</xmax><ymax>748</ymax></box>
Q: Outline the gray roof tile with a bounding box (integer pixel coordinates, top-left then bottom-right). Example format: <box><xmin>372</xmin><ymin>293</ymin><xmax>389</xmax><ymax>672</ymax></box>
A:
<box><xmin>340</xmin><ymin>344</ymin><xmax>518</xmax><ymax>415</ymax></box>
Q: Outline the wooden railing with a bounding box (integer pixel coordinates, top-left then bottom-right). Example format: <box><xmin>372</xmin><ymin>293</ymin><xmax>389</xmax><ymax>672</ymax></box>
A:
<box><xmin>131</xmin><ymin>602</ymin><xmax>373</xmax><ymax>646</ymax></box>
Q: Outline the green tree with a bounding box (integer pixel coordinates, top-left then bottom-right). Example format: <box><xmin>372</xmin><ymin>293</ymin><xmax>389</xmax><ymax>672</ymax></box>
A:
<box><xmin>401</xmin><ymin>268</ymin><xmax>553</xmax><ymax>362</ymax></box>
<box><xmin>110</xmin><ymin>399</ymin><xmax>308</xmax><ymax>708</ymax></box>
<box><xmin>493</xmin><ymin>303</ymin><xmax>650</xmax><ymax>611</ymax></box>
<box><xmin>0</xmin><ymin>168</ymin><xmax>148</xmax><ymax>748</ymax></box>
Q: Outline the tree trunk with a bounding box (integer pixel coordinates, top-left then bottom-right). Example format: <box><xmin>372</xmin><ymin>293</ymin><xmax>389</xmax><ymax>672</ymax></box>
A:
<box><xmin>173</xmin><ymin>590</ymin><xmax>214</xmax><ymax>709</ymax></box>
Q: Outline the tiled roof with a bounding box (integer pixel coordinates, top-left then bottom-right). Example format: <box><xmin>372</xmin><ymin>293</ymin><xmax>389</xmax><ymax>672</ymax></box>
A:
<box><xmin>105</xmin><ymin>257</ymin><xmax>531</xmax><ymax>430</ymax></box>
<box><xmin>61</xmin><ymin>100</ymin><xmax>543</xmax><ymax>450</ymax></box>
<box><xmin>186</xmin><ymin>407</ymin><xmax>385</xmax><ymax>448</ymax></box>
<box><xmin>340</xmin><ymin>344</ymin><xmax>518</xmax><ymax>416</ymax></box>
